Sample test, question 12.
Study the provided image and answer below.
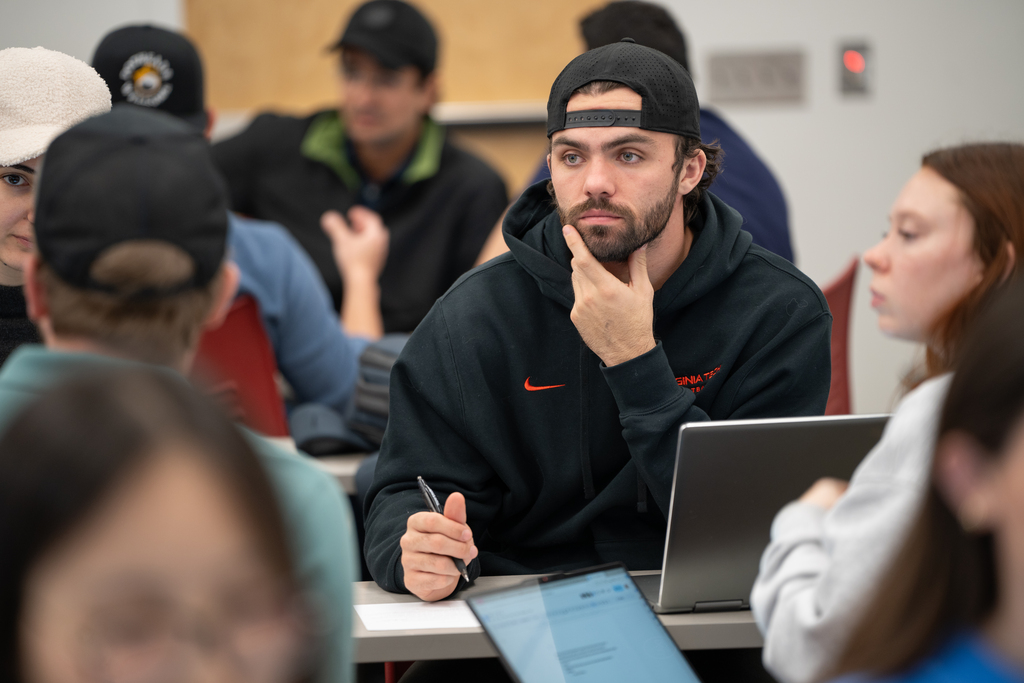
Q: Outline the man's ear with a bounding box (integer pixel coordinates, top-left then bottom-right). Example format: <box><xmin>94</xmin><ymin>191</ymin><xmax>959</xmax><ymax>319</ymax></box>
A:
<box><xmin>421</xmin><ymin>71</ymin><xmax>440</xmax><ymax>111</ymax></box>
<box><xmin>678</xmin><ymin>148</ymin><xmax>707</xmax><ymax>196</ymax></box>
<box><xmin>201</xmin><ymin>262</ymin><xmax>240</xmax><ymax>331</ymax></box>
<box><xmin>23</xmin><ymin>255</ymin><xmax>57</xmax><ymax>345</ymax></box>
<box><xmin>23</xmin><ymin>255</ymin><xmax>48</xmax><ymax>323</ymax></box>
<box><xmin>934</xmin><ymin>430</ymin><xmax>999</xmax><ymax>532</ymax></box>
<box><xmin>203</xmin><ymin>108</ymin><xmax>217</xmax><ymax>141</ymax></box>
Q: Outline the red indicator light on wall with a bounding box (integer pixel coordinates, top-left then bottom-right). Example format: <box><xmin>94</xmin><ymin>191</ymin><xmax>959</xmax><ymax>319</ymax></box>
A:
<box><xmin>840</xmin><ymin>42</ymin><xmax>870</xmax><ymax>95</ymax></box>
<box><xmin>843</xmin><ymin>50</ymin><xmax>866</xmax><ymax>74</ymax></box>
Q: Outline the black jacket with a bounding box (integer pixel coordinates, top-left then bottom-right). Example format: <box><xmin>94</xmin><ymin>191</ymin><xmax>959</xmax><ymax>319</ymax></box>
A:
<box><xmin>212</xmin><ymin>111</ymin><xmax>508</xmax><ymax>332</ymax></box>
<box><xmin>0</xmin><ymin>286</ymin><xmax>39</xmax><ymax>365</ymax></box>
<box><xmin>364</xmin><ymin>183</ymin><xmax>831</xmax><ymax>591</ymax></box>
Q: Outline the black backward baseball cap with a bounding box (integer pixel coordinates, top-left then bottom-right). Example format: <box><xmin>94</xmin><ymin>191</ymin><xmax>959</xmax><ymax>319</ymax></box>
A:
<box><xmin>547</xmin><ymin>38</ymin><xmax>699</xmax><ymax>139</ymax></box>
<box><xmin>35</xmin><ymin>105</ymin><xmax>228</xmax><ymax>295</ymax></box>
<box><xmin>331</xmin><ymin>0</ymin><xmax>437</xmax><ymax>75</ymax></box>
<box><xmin>92</xmin><ymin>25</ymin><xmax>208</xmax><ymax>132</ymax></box>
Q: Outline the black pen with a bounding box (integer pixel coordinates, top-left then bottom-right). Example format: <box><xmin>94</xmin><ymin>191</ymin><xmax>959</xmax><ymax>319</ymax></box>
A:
<box><xmin>417</xmin><ymin>476</ymin><xmax>471</xmax><ymax>583</ymax></box>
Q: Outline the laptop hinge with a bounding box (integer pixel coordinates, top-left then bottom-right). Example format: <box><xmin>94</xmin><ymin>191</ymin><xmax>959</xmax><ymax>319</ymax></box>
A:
<box><xmin>693</xmin><ymin>600</ymin><xmax>746</xmax><ymax>613</ymax></box>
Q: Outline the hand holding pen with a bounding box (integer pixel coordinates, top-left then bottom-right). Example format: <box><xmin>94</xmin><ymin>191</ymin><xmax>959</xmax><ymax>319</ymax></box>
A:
<box><xmin>399</xmin><ymin>477</ymin><xmax>478</xmax><ymax>602</ymax></box>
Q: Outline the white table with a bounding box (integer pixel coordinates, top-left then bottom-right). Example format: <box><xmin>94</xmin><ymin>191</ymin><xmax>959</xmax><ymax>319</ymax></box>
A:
<box><xmin>353</xmin><ymin>572</ymin><xmax>763</xmax><ymax>663</ymax></box>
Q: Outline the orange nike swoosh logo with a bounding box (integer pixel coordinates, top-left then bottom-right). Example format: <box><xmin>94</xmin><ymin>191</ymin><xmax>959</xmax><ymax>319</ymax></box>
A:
<box><xmin>524</xmin><ymin>377</ymin><xmax>566</xmax><ymax>392</ymax></box>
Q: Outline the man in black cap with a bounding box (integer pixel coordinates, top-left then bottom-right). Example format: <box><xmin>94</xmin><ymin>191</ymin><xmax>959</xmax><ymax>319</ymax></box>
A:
<box><xmin>364</xmin><ymin>41</ymin><xmax>831</xmax><ymax>604</ymax></box>
<box><xmin>6</xmin><ymin>106</ymin><xmax>357</xmax><ymax>683</ymax></box>
<box><xmin>211</xmin><ymin>0</ymin><xmax>508</xmax><ymax>333</ymax></box>
<box><xmin>92</xmin><ymin>24</ymin><xmax>378</xmax><ymax>419</ymax></box>
<box><xmin>476</xmin><ymin>0</ymin><xmax>795</xmax><ymax>266</ymax></box>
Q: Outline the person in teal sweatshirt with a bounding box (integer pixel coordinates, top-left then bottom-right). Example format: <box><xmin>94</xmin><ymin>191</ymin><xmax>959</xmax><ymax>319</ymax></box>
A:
<box><xmin>364</xmin><ymin>40</ymin><xmax>831</xmax><ymax>604</ymax></box>
<box><xmin>13</xmin><ymin>105</ymin><xmax>357</xmax><ymax>683</ymax></box>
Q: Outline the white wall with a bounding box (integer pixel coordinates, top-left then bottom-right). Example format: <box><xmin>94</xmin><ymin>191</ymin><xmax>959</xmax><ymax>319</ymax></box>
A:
<box><xmin>666</xmin><ymin>0</ymin><xmax>1024</xmax><ymax>412</ymax></box>
<box><xmin>0</xmin><ymin>0</ymin><xmax>181</xmax><ymax>61</ymax></box>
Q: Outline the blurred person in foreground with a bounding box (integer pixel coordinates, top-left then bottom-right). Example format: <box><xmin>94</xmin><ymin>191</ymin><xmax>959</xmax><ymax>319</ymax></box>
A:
<box><xmin>213</xmin><ymin>0</ymin><xmax>507</xmax><ymax>332</ymax></box>
<box><xmin>752</xmin><ymin>143</ymin><xmax>1024</xmax><ymax>683</ymax></box>
<box><xmin>92</xmin><ymin>25</ymin><xmax>382</xmax><ymax>415</ymax></box>
<box><xmin>828</xmin><ymin>277</ymin><xmax>1024</xmax><ymax>682</ymax></box>
<box><xmin>476</xmin><ymin>0</ymin><xmax>793</xmax><ymax>265</ymax></box>
<box><xmin>0</xmin><ymin>46</ymin><xmax>110</xmax><ymax>363</ymax></box>
<box><xmin>1</xmin><ymin>370</ymin><xmax>317</xmax><ymax>683</ymax></box>
<box><xmin>5</xmin><ymin>104</ymin><xmax>357</xmax><ymax>683</ymax></box>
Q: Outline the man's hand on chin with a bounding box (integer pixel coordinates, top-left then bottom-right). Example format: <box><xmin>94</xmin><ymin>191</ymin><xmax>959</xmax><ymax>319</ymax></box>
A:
<box><xmin>563</xmin><ymin>225</ymin><xmax>657</xmax><ymax>367</ymax></box>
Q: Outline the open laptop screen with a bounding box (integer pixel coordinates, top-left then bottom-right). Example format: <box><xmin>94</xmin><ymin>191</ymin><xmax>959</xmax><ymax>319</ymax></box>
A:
<box><xmin>466</xmin><ymin>565</ymin><xmax>699</xmax><ymax>683</ymax></box>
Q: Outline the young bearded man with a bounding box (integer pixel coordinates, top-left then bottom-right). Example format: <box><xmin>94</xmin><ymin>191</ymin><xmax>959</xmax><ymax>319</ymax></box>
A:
<box><xmin>212</xmin><ymin>0</ymin><xmax>507</xmax><ymax>332</ymax></box>
<box><xmin>475</xmin><ymin>0</ymin><xmax>794</xmax><ymax>266</ymax></box>
<box><xmin>6</xmin><ymin>106</ymin><xmax>357</xmax><ymax>683</ymax></box>
<box><xmin>364</xmin><ymin>41</ymin><xmax>832</xmax><ymax>603</ymax></box>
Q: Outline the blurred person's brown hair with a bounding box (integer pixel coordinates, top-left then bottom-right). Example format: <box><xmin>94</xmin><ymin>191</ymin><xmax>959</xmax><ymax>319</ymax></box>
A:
<box><xmin>832</xmin><ymin>276</ymin><xmax>1024</xmax><ymax>678</ymax></box>
<box><xmin>0</xmin><ymin>369</ymin><xmax>298</xmax><ymax>682</ymax></box>
<box><xmin>34</xmin><ymin>242</ymin><xmax>223</xmax><ymax>367</ymax></box>
<box><xmin>911</xmin><ymin>143</ymin><xmax>1024</xmax><ymax>386</ymax></box>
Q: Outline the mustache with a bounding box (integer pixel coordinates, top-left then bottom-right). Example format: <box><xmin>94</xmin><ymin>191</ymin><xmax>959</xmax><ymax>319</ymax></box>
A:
<box><xmin>558</xmin><ymin>197</ymin><xmax>637</xmax><ymax>226</ymax></box>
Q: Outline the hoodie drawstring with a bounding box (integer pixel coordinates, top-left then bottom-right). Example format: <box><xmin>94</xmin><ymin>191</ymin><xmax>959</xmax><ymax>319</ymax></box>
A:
<box><xmin>637</xmin><ymin>472</ymin><xmax>648</xmax><ymax>513</ymax></box>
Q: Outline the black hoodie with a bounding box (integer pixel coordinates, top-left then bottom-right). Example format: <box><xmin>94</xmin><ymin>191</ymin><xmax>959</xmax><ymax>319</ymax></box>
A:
<box><xmin>364</xmin><ymin>183</ymin><xmax>831</xmax><ymax>592</ymax></box>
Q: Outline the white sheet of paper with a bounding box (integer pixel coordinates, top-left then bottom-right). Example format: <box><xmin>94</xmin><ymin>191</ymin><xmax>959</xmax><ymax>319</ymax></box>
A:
<box><xmin>355</xmin><ymin>601</ymin><xmax>481</xmax><ymax>631</ymax></box>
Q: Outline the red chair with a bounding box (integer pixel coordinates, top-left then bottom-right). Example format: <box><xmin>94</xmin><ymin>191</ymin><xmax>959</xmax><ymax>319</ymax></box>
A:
<box><xmin>191</xmin><ymin>294</ymin><xmax>290</xmax><ymax>436</ymax></box>
<box><xmin>822</xmin><ymin>257</ymin><xmax>859</xmax><ymax>415</ymax></box>
<box><xmin>385</xmin><ymin>662</ymin><xmax>414</xmax><ymax>683</ymax></box>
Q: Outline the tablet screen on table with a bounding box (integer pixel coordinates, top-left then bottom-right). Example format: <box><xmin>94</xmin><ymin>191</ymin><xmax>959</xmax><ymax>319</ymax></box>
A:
<box><xmin>466</xmin><ymin>564</ymin><xmax>700</xmax><ymax>683</ymax></box>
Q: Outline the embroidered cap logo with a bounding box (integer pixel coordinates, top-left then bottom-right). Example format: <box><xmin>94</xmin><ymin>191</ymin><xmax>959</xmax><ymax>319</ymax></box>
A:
<box><xmin>119</xmin><ymin>51</ymin><xmax>174</xmax><ymax>107</ymax></box>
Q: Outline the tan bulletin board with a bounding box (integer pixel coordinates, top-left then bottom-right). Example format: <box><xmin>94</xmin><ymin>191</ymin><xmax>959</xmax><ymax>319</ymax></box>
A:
<box><xmin>185</xmin><ymin>0</ymin><xmax>601</xmax><ymax>114</ymax></box>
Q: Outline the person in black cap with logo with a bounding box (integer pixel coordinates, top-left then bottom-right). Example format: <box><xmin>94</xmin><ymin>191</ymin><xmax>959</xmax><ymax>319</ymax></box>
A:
<box><xmin>92</xmin><ymin>24</ymin><xmax>379</xmax><ymax>419</ymax></box>
<box><xmin>364</xmin><ymin>38</ymin><xmax>831</xmax><ymax>613</ymax></box>
<box><xmin>3</xmin><ymin>105</ymin><xmax>358</xmax><ymax>683</ymax></box>
<box><xmin>211</xmin><ymin>0</ymin><xmax>508</xmax><ymax>333</ymax></box>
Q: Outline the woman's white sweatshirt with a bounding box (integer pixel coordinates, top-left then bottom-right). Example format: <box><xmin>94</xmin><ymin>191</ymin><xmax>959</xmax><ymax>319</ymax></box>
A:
<box><xmin>750</xmin><ymin>373</ymin><xmax>952</xmax><ymax>683</ymax></box>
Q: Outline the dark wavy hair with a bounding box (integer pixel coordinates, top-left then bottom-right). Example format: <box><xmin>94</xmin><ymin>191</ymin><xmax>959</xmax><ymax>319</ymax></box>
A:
<box><xmin>832</xmin><ymin>276</ymin><xmax>1024</xmax><ymax>678</ymax></box>
<box><xmin>0</xmin><ymin>369</ymin><xmax>296</xmax><ymax>682</ymax></box>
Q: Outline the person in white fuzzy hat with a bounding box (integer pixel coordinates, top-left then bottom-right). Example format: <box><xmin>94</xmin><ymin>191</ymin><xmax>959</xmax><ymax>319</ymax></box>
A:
<box><xmin>0</xmin><ymin>46</ymin><xmax>110</xmax><ymax>362</ymax></box>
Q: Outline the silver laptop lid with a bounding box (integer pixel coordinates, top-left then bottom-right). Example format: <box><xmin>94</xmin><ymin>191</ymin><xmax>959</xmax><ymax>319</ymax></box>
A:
<box><xmin>655</xmin><ymin>414</ymin><xmax>889</xmax><ymax>613</ymax></box>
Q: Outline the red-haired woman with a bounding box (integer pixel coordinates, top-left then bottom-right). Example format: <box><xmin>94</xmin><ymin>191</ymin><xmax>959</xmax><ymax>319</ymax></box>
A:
<box><xmin>751</xmin><ymin>143</ymin><xmax>1024</xmax><ymax>683</ymax></box>
<box><xmin>830</xmin><ymin>278</ymin><xmax>1024</xmax><ymax>682</ymax></box>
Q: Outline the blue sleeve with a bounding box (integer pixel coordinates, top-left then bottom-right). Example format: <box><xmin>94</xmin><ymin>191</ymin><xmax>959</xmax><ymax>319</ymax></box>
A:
<box><xmin>228</xmin><ymin>215</ymin><xmax>368</xmax><ymax>413</ymax></box>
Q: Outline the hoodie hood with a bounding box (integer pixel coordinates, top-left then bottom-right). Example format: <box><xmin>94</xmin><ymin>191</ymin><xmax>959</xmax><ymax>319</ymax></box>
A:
<box><xmin>503</xmin><ymin>180</ymin><xmax>753</xmax><ymax>313</ymax></box>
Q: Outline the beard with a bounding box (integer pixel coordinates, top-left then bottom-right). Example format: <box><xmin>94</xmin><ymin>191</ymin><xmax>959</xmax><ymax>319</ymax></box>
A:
<box><xmin>554</xmin><ymin>175</ymin><xmax>681</xmax><ymax>263</ymax></box>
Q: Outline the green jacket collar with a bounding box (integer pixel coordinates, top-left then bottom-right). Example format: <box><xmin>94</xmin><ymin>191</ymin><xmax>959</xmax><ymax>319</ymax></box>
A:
<box><xmin>300</xmin><ymin>111</ymin><xmax>444</xmax><ymax>191</ymax></box>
